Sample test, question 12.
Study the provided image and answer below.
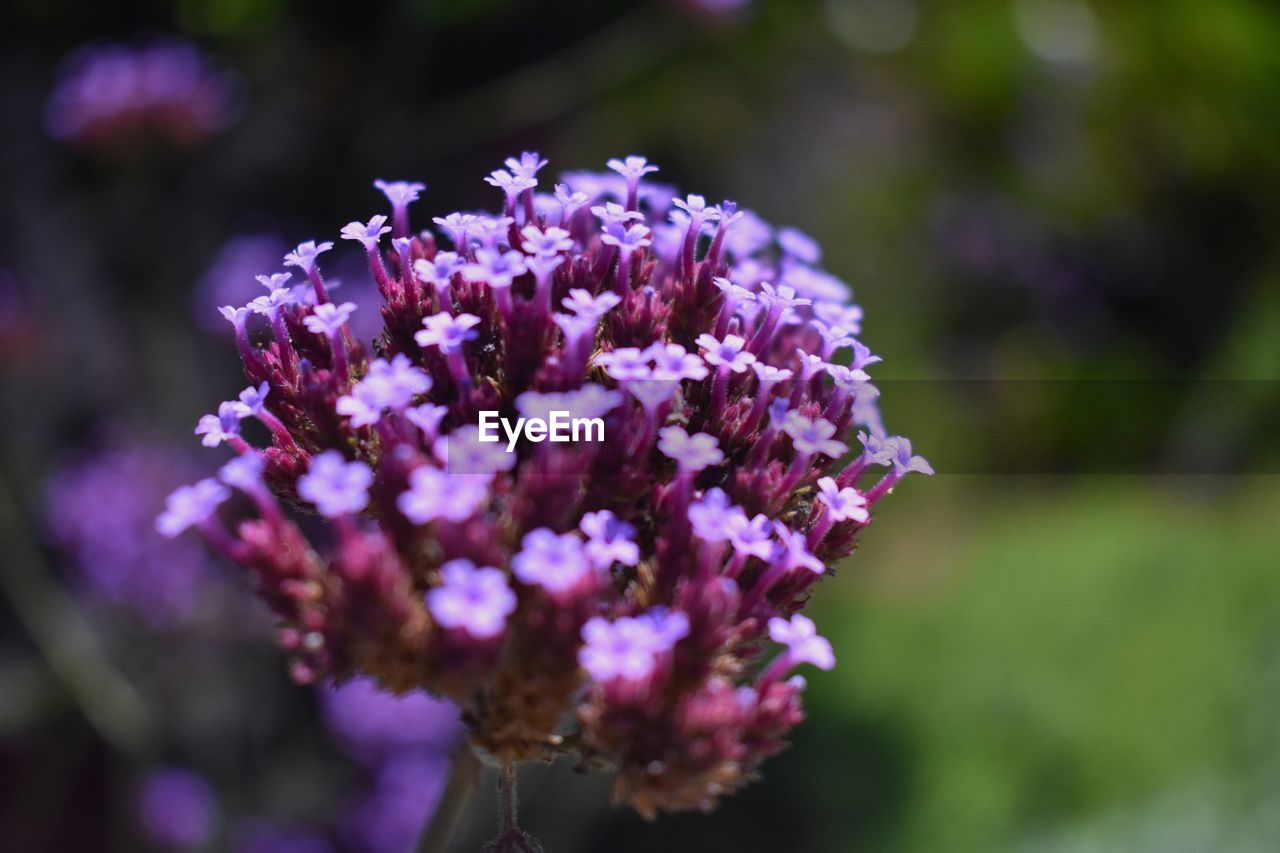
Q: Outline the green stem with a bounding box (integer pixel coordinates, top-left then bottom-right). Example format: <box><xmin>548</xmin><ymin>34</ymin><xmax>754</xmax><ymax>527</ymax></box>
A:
<box><xmin>416</xmin><ymin>740</ymin><xmax>483</xmax><ymax>853</ymax></box>
<box><xmin>0</xmin><ymin>470</ymin><xmax>152</xmax><ymax>756</ymax></box>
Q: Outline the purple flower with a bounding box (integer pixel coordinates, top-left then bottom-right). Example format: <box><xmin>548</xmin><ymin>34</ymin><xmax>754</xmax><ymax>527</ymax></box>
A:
<box><xmin>337</xmin><ymin>355</ymin><xmax>432</xmax><ymax>426</ymax></box>
<box><xmin>413</xmin><ymin>255</ymin><xmax>459</xmax><ymax>289</ymax></box>
<box><xmin>415</xmin><ymin>312</ymin><xmax>480</xmax><ymax>353</ymax></box>
<box><xmin>250</xmin><ymin>287</ymin><xmax>296</xmax><ymax>318</ymax></box>
<box><xmin>697</xmin><ymin>333</ymin><xmax>757</xmax><ymax>372</ymax></box>
<box><xmin>672</xmin><ymin>194</ymin><xmax>720</xmax><ymax>227</ymax></box>
<box><xmin>219</xmin><ymin>453</ymin><xmax>265</xmax><ymax>494</ymax></box>
<box><xmin>374</xmin><ymin>179</ymin><xmax>425</xmax><ymax>208</ymax></box>
<box><xmin>826</xmin><ymin>363</ymin><xmax>871</xmax><ymax>389</ymax></box>
<box><xmin>580</xmin><ymin>510</ymin><xmax>640</xmax><ymax>569</ymax></box>
<box><xmin>563</xmin><ymin>288</ymin><xmax>621</xmax><ymax>320</ymax></box>
<box><xmin>45</xmin><ymin>41</ymin><xmax>237</xmax><ymax>146</ymax></box>
<box><xmin>757</xmin><ymin>281</ymin><xmax>812</xmax><ymax>310</ymax></box>
<box><xmin>284</xmin><ymin>240</ymin><xmax>333</xmax><ymax>275</ymax></box>
<box><xmin>813</xmin><ymin>301</ymin><xmax>863</xmax><ymax>335</ymax></box>
<box><xmin>434</xmin><ymin>426</ymin><xmax>516</xmax><ymax>475</ymax></box>
<box><xmin>463</xmin><ymin>249</ymin><xmax>527</xmax><ymax>289</ymax></box>
<box><xmin>156</xmin><ymin>479</ymin><xmax>229</xmax><ymax>537</ymax></box>
<box><xmin>528</xmin><ymin>254</ymin><xmax>566</xmax><ymax>286</ymax></box>
<box><xmin>231</xmin><ymin>382</ymin><xmax>271</xmax><ymax>417</ymax></box>
<box><xmin>554</xmin><ymin>184</ymin><xmax>589</xmax><ymax>218</ymax></box>
<box><xmin>485</xmin><ymin>169</ymin><xmax>538</xmax><ymax>198</ymax></box>
<box><xmin>512</xmin><ymin>528</ymin><xmax>592</xmax><ymax>594</ymax></box>
<box><xmin>521</xmin><ymin>225</ymin><xmax>574</xmax><ymax>256</ymax></box>
<box><xmin>726</xmin><ymin>512</ymin><xmax>774</xmax><ymax>559</ymax></box>
<box><xmin>405</xmin><ymin>403</ymin><xmax>449</xmax><ymax>438</ymax></box>
<box><xmin>688</xmin><ymin>488</ymin><xmax>736</xmax><ymax>543</ymax></box>
<box><xmin>218</xmin><ymin>304</ymin><xmax>253</xmax><ymax>329</ymax></box>
<box><xmin>595</xmin><ymin>347</ymin><xmax>652</xmax><ymax>381</ymax></box>
<box><xmin>432</xmin><ymin>213</ymin><xmax>481</xmax><ymax>249</ymax></box>
<box><xmin>648</xmin><ymin>342</ymin><xmax>710</xmax><ymax>381</ymax></box>
<box><xmin>428</xmin><ymin>559</ymin><xmax>517</xmax><ymax>639</ymax></box>
<box><xmin>579</xmin><ymin>609</ymin><xmax>688</xmax><ymax>683</ymax></box>
<box><xmin>606</xmin><ymin>156</ymin><xmax>660</xmax><ymax>182</ymax></box>
<box><xmin>816</xmin><ymin>477</ymin><xmax>869</xmax><ymax>523</ymax></box>
<box><xmin>169</xmin><ymin>152</ymin><xmax>928</xmax><ymax>827</ymax></box>
<box><xmin>138</xmin><ymin>767</ymin><xmax>218</xmax><ymax>850</ymax></box>
<box><xmin>887</xmin><ymin>437</ymin><xmax>935</xmax><ymax>476</ymax></box>
<box><xmin>515</xmin><ymin>385</ymin><xmax>622</xmax><ymax>424</ymax></box>
<box><xmin>658</xmin><ymin>427</ymin><xmax>724</xmax><ymax>472</ymax></box>
<box><xmin>195</xmin><ymin>402</ymin><xmax>243</xmax><ymax>448</ymax></box>
<box><xmin>297</xmin><ymin>451</ymin><xmax>373</xmax><ymax>518</ymax></box>
<box><xmin>48</xmin><ymin>441</ymin><xmax>216</xmax><ymax>626</ymax></box>
<box><xmin>775</xmin><ymin>526</ymin><xmax>824</xmax><ymax>574</ymax></box>
<box><xmin>505</xmin><ymin>151</ymin><xmax>549</xmax><ymax>180</ymax></box>
<box><xmin>600</xmin><ymin>223</ymin><xmax>653</xmax><ymax>253</ymax></box>
<box><xmin>627</xmin><ymin>378</ymin><xmax>679</xmax><ymax>410</ymax></box>
<box><xmin>302</xmin><ymin>301</ymin><xmax>357</xmax><ymax>336</ymax></box>
<box><xmin>321</xmin><ymin>677</ymin><xmax>457</xmax><ymax>757</ymax></box>
<box><xmin>777</xmin><ymin>227</ymin><xmax>822</xmax><ymax>265</ymax></box>
<box><xmin>340</xmin><ymin>216</ymin><xmax>392</xmax><ymax>252</ymax></box>
<box><xmin>397</xmin><ymin>467</ymin><xmax>488</xmax><ymax>524</ymax></box>
<box><xmin>782</xmin><ymin>414</ymin><xmax>848</xmax><ymax>459</ymax></box>
<box><xmin>592</xmin><ymin>202</ymin><xmax>644</xmax><ymax>228</ymax></box>
<box><xmin>751</xmin><ymin>361</ymin><xmax>793</xmax><ymax>384</ymax></box>
<box><xmin>768</xmin><ymin>614</ymin><xmax>835</xmax><ymax>671</ymax></box>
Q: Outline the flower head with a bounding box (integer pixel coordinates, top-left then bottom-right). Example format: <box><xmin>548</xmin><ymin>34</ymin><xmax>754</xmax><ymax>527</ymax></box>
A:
<box><xmin>164</xmin><ymin>153</ymin><xmax>925</xmax><ymax>824</ymax></box>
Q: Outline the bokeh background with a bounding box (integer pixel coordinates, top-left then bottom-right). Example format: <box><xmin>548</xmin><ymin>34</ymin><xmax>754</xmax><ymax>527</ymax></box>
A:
<box><xmin>2</xmin><ymin>0</ymin><xmax>1279</xmax><ymax>851</ymax></box>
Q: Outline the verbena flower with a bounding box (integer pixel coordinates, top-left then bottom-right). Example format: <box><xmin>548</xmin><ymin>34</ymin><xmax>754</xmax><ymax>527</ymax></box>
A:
<box><xmin>45</xmin><ymin>40</ymin><xmax>237</xmax><ymax>147</ymax></box>
<box><xmin>161</xmin><ymin>153</ymin><xmax>930</xmax><ymax>821</ymax></box>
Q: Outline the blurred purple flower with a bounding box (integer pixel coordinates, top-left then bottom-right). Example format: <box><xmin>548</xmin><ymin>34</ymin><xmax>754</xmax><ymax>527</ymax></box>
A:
<box><xmin>45</xmin><ymin>440</ymin><xmax>217</xmax><ymax>627</ymax></box>
<box><xmin>320</xmin><ymin>677</ymin><xmax>459</xmax><ymax>761</ymax></box>
<box><xmin>138</xmin><ymin>767</ymin><xmax>218</xmax><ymax>850</ymax></box>
<box><xmin>45</xmin><ymin>40</ymin><xmax>238</xmax><ymax>147</ymax></box>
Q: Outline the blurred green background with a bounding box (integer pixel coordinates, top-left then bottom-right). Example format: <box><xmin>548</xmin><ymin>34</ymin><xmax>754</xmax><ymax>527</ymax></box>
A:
<box><xmin>2</xmin><ymin>0</ymin><xmax>1278</xmax><ymax>850</ymax></box>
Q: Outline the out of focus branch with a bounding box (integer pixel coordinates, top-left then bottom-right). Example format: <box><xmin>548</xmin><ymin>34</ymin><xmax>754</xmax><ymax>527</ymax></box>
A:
<box><xmin>422</xmin><ymin>8</ymin><xmax>691</xmax><ymax>155</ymax></box>
<box><xmin>0</xmin><ymin>471</ymin><xmax>152</xmax><ymax>756</ymax></box>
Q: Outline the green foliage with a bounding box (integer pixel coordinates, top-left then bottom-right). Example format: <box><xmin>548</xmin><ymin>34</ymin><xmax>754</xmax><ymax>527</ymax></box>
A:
<box><xmin>810</xmin><ymin>478</ymin><xmax>1280</xmax><ymax>851</ymax></box>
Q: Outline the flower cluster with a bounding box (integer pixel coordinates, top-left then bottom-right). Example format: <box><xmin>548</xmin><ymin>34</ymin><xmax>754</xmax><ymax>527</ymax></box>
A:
<box><xmin>45</xmin><ymin>40</ymin><xmax>237</xmax><ymax>147</ymax></box>
<box><xmin>160</xmin><ymin>153</ymin><xmax>930</xmax><ymax>817</ymax></box>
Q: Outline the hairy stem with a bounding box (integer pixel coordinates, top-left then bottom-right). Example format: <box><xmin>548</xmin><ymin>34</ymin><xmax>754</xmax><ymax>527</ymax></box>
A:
<box><xmin>484</xmin><ymin>762</ymin><xmax>543</xmax><ymax>853</ymax></box>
